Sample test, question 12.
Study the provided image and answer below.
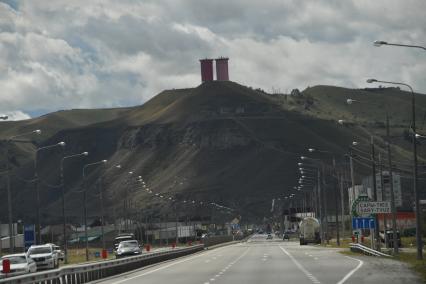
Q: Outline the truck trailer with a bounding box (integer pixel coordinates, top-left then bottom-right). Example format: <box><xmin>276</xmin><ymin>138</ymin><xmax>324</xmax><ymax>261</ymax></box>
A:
<box><xmin>299</xmin><ymin>217</ymin><xmax>321</xmax><ymax>245</ymax></box>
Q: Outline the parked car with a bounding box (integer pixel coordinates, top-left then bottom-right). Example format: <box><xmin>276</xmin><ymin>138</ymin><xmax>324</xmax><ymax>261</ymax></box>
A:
<box><xmin>115</xmin><ymin>240</ymin><xmax>142</xmax><ymax>258</ymax></box>
<box><xmin>27</xmin><ymin>244</ymin><xmax>59</xmax><ymax>269</ymax></box>
<box><xmin>46</xmin><ymin>243</ymin><xmax>64</xmax><ymax>261</ymax></box>
<box><xmin>266</xmin><ymin>234</ymin><xmax>273</xmax><ymax>240</ymax></box>
<box><xmin>0</xmin><ymin>253</ymin><xmax>37</xmax><ymax>278</ymax></box>
<box><xmin>379</xmin><ymin>230</ymin><xmax>402</xmax><ymax>248</ymax></box>
<box><xmin>113</xmin><ymin>234</ymin><xmax>136</xmax><ymax>251</ymax></box>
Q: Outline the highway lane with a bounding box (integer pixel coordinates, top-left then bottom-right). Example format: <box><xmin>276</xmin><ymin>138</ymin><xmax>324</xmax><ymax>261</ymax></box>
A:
<box><xmin>96</xmin><ymin>234</ymin><xmax>422</xmax><ymax>284</ymax></box>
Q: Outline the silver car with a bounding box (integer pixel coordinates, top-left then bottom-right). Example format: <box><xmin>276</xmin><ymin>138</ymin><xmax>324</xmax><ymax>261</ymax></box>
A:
<box><xmin>115</xmin><ymin>240</ymin><xmax>142</xmax><ymax>258</ymax></box>
<box><xmin>0</xmin><ymin>254</ymin><xmax>37</xmax><ymax>279</ymax></box>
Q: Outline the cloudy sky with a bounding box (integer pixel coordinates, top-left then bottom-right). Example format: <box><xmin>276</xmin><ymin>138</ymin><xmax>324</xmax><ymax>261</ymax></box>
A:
<box><xmin>0</xmin><ymin>0</ymin><xmax>425</xmax><ymax>120</ymax></box>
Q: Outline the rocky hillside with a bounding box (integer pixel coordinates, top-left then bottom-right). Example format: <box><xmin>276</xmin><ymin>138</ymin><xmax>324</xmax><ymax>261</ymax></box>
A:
<box><xmin>0</xmin><ymin>81</ymin><xmax>424</xmax><ymax>225</ymax></box>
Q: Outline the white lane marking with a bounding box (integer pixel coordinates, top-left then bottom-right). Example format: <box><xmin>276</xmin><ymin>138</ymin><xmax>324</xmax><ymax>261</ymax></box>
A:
<box><xmin>109</xmin><ymin>246</ymin><xmax>232</xmax><ymax>284</ymax></box>
<box><xmin>314</xmin><ymin>257</ymin><xmax>318</xmax><ymax>260</ymax></box>
<box><xmin>279</xmin><ymin>246</ymin><xmax>321</xmax><ymax>284</ymax></box>
<box><xmin>336</xmin><ymin>256</ymin><xmax>363</xmax><ymax>284</ymax></box>
<box><xmin>210</xmin><ymin>278</ymin><xmax>215</xmax><ymax>281</ymax></box>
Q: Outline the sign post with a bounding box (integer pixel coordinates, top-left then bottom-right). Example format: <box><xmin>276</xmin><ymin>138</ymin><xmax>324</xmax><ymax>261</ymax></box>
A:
<box><xmin>24</xmin><ymin>224</ymin><xmax>36</xmax><ymax>251</ymax></box>
<box><xmin>358</xmin><ymin>202</ymin><xmax>391</xmax><ymax>215</ymax></box>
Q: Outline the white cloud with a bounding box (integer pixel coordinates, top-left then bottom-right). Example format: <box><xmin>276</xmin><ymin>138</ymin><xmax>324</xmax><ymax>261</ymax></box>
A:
<box><xmin>0</xmin><ymin>110</ymin><xmax>31</xmax><ymax>121</ymax></box>
<box><xmin>0</xmin><ymin>0</ymin><xmax>425</xmax><ymax>116</ymax></box>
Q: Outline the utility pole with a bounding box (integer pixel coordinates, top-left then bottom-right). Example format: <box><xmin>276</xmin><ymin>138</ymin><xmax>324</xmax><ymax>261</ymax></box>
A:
<box><xmin>99</xmin><ymin>180</ymin><xmax>106</xmax><ymax>252</ymax></box>
<box><xmin>386</xmin><ymin>115</ymin><xmax>398</xmax><ymax>254</ymax></box>
<box><xmin>370</xmin><ymin>136</ymin><xmax>380</xmax><ymax>251</ymax></box>
<box><xmin>317</xmin><ymin>168</ymin><xmax>323</xmax><ymax>244</ymax></box>
<box><xmin>5</xmin><ymin>145</ymin><xmax>14</xmax><ymax>253</ymax></box>
<box><xmin>379</xmin><ymin>153</ymin><xmax>388</xmax><ymax>248</ymax></box>
<box><xmin>340</xmin><ymin>173</ymin><xmax>346</xmax><ymax>238</ymax></box>
<box><xmin>333</xmin><ymin>157</ymin><xmax>340</xmax><ymax>246</ymax></box>
<box><xmin>322</xmin><ymin>165</ymin><xmax>329</xmax><ymax>244</ymax></box>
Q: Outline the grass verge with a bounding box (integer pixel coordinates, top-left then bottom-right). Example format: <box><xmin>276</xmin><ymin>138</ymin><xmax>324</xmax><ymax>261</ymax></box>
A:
<box><xmin>394</xmin><ymin>252</ymin><xmax>426</xmax><ymax>283</ymax></box>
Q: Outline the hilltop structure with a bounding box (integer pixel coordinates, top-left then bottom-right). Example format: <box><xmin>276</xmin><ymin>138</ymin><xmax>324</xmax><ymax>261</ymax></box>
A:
<box><xmin>199</xmin><ymin>57</ymin><xmax>229</xmax><ymax>82</ymax></box>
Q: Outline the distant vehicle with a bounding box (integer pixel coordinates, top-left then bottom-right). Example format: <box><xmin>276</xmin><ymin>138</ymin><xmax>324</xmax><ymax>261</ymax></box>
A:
<box><xmin>201</xmin><ymin>233</ymin><xmax>211</xmax><ymax>239</ymax></box>
<box><xmin>113</xmin><ymin>234</ymin><xmax>136</xmax><ymax>251</ymax></box>
<box><xmin>266</xmin><ymin>234</ymin><xmax>273</xmax><ymax>240</ymax></box>
<box><xmin>380</xmin><ymin>230</ymin><xmax>402</xmax><ymax>248</ymax></box>
<box><xmin>299</xmin><ymin>217</ymin><xmax>321</xmax><ymax>245</ymax></box>
<box><xmin>115</xmin><ymin>240</ymin><xmax>142</xmax><ymax>258</ymax></box>
<box><xmin>46</xmin><ymin>243</ymin><xmax>64</xmax><ymax>261</ymax></box>
<box><xmin>283</xmin><ymin>233</ymin><xmax>290</xmax><ymax>241</ymax></box>
<box><xmin>27</xmin><ymin>244</ymin><xmax>59</xmax><ymax>269</ymax></box>
<box><xmin>0</xmin><ymin>253</ymin><xmax>37</xmax><ymax>278</ymax></box>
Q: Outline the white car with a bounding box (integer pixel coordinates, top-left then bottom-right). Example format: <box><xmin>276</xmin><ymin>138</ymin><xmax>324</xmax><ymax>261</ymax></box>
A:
<box><xmin>27</xmin><ymin>244</ymin><xmax>59</xmax><ymax>269</ymax></box>
<box><xmin>0</xmin><ymin>253</ymin><xmax>37</xmax><ymax>279</ymax></box>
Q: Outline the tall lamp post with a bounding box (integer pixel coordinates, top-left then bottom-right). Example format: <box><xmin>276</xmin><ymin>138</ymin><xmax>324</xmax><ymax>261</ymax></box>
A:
<box><xmin>99</xmin><ymin>164</ymin><xmax>121</xmax><ymax>252</ymax></box>
<box><xmin>374</xmin><ymin>40</ymin><xmax>426</xmax><ymax>51</ymax></box>
<box><xmin>306</xmin><ymin>150</ymin><xmax>341</xmax><ymax>246</ymax></box>
<box><xmin>373</xmin><ymin>40</ymin><xmax>425</xmax><ymax>259</ymax></box>
<box><xmin>5</xmin><ymin>129</ymin><xmax>41</xmax><ymax>253</ymax></box>
<box><xmin>367</xmin><ymin>78</ymin><xmax>423</xmax><ymax>259</ymax></box>
<box><xmin>82</xmin><ymin>159</ymin><xmax>107</xmax><ymax>261</ymax></box>
<box><xmin>60</xmin><ymin>151</ymin><xmax>89</xmax><ymax>264</ymax></box>
<box><xmin>34</xmin><ymin>141</ymin><xmax>66</xmax><ymax>244</ymax></box>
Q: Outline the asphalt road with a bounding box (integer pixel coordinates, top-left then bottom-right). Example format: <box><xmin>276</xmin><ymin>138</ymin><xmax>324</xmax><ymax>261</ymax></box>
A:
<box><xmin>97</xmin><ymin>234</ymin><xmax>422</xmax><ymax>284</ymax></box>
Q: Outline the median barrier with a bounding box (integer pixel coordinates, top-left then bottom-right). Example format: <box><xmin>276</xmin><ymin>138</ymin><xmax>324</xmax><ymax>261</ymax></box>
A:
<box><xmin>0</xmin><ymin>245</ymin><xmax>204</xmax><ymax>284</ymax></box>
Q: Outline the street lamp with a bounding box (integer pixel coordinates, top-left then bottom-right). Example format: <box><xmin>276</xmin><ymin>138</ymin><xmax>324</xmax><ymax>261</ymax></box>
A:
<box><xmin>367</xmin><ymin>78</ymin><xmax>423</xmax><ymax>258</ymax></box>
<box><xmin>5</xmin><ymin>129</ymin><xmax>41</xmax><ymax>253</ymax></box>
<box><xmin>98</xmin><ymin>164</ymin><xmax>121</xmax><ymax>252</ymax></box>
<box><xmin>124</xmin><ymin>171</ymin><xmax>135</xmax><ymax>231</ymax></box>
<box><xmin>82</xmin><ymin>159</ymin><xmax>107</xmax><ymax>261</ymax></box>
<box><xmin>373</xmin><ymin>40</ymin><xmax>426</xmax><ymax>51</ymax></box>
<box><xmin>34</xmin><ymin>141</ymin><xmax>66</xmax><ymax>244</ymax></box>
<box><xmin>60</xmin><ymin>151</ymin><xmax>88</xmax><ymax>263</ymax></box>
<box><xmin>306</xmin><ymin>148</ymin><xmax>341</xmax><ymax>246</ymax></box>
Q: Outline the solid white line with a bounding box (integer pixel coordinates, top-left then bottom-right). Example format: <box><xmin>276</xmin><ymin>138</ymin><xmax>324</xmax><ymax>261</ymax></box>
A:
<box><xmin>279</xmin><ymin>246</ymin><xmax>321</xmax><ymax>284</ymax></box>
<box><xmin>109</xmin><ymin>246</ymin><xmax>232</xmax><ymax>284</ymax></box>
<box><xmin>336</xmin><ymin>256</ymin><xmax>363</xmax><ymax>284</ymax></box>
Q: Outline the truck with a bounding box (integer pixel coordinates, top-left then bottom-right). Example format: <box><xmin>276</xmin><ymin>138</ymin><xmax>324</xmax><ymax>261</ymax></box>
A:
<box><xmin>299</xmin><ymin>217</ymin><xmax>321</xmax><ymax>245</ymax></box>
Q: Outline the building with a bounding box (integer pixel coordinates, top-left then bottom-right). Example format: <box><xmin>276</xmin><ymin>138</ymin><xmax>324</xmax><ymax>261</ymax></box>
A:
<box><xmin>362</xmin><ymin>171</ymin><xmax>403</xmax><ymax>208</ymax></box>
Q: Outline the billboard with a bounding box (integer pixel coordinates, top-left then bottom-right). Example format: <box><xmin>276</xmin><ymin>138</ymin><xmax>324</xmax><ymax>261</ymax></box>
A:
<box><xmin>375</xmin><ymin>171</ymin><xmax>402</xmax><ymax>207</ymax></box>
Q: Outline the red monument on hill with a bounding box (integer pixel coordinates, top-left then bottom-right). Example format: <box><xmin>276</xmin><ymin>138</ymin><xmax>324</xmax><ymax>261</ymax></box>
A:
<box><xmin>215</xmin><ymin>57</ymin><xmax>229</xmax><ymax>81</ymax></box>
<box><xmin>199</xmin><ymin>59</ymin><xmax>214</xmax><ymax>82</ymax></box>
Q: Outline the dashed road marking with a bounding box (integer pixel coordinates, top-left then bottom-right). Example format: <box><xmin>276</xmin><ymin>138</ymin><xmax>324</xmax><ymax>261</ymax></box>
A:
<box><xmin>279</xmin><ymin>246</ymin><xmax>321</xmax><ymax>284</ymax></box>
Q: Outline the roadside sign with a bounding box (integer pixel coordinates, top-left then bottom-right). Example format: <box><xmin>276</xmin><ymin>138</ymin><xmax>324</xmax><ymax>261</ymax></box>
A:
<box><xmin>352</xmin><ymin>217</ymin><xmax>375</xmax><ymax>229</ymax></box>
<box><xmin>24</xmin><ymin>224</ymin><xmax>35</xmax><ymax>250</ymax></box>
<box><xmin>357</xmin><ymin>201</ymin><xmax>391</xmax><ymax>214</ymax></box>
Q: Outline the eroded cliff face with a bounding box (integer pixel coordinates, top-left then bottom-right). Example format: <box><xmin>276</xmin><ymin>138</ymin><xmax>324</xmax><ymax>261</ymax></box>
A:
<box><xmin>118</xmin><ymin>119</ymin><xmax>253</xmax><ymax>151</ymax></box>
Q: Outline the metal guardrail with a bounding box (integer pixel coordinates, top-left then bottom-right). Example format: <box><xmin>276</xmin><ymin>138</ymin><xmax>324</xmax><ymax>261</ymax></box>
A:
<box><xmin>349</xmin><ymin>243</ymin><xmax>392</xmax><ymax>257</ymax></box>
<box><xmin>0</xmin><ymin>244</ymin><xmax>204</xmax><ymax>284</ymax></box>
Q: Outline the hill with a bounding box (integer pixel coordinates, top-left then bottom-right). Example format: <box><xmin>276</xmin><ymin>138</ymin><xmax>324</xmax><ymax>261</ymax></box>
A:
<box><xmin>1</xmin><ymin>81</ymin><xmax>425</xmax><ymax>226</ymax></box>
